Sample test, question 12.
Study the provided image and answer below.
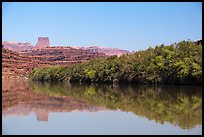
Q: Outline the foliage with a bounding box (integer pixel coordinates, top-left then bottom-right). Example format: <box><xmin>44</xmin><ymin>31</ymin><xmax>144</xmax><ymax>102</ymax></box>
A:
<box><xmin>29</xmin><ymin>40</ymin><xmax>202</xmax><ymax>85</ymax></box>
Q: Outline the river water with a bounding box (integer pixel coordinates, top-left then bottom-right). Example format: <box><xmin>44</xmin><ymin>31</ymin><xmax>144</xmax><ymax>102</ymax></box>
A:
<box><xmin>2</xmin><ymin>79</ymin><xmax>202</xmax><ymax>135</ymax></box>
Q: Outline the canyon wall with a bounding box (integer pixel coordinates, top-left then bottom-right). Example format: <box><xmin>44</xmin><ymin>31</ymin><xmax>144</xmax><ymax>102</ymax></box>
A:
<box><xmin>2</xmin><ymin>46</ymin><xmax>106</xmax><ymax>79</ymax></box>
<box><xmin>2</xmin><ymin>37</ymin><xmax>130</xmax><ymax>79</ymax></box>
<box><xmin>2</xmin><ymin>41</ymin><xmax>33</xmax><ymax>51</ymax></box>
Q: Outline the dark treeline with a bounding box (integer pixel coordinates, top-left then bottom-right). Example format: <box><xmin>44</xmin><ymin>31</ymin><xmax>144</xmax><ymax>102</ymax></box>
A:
<box><xmin>29</xmin><ymin>40</ymin><xmax>202</xmax><ymax>85</ymax></box>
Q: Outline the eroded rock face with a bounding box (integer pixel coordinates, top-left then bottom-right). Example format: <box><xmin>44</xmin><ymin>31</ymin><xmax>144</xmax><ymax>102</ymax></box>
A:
<box><xmin>2</xmin><ymin>46</ymin><xmax>106</xmax><ymax>79</ymax></box>
<box><xmin>3</xmin><ymin>37</ymin><xmax>130</xmax><ymax>57</ymax></box>
<box><xmin>2</xmin><ymin>47</ymin><xmax>38</xmax><ymax>79</ymax></box>
<box><xmin>2</xmin><ymin>41</ymin><xmax>33</xmax><ymax>51</ymax></box>
<box><xmin>33</xmin><ymin>37</ymin><xmax>50</xmax><ymax>49</ymax></box>
<box><xmin>2</xmin><ymin>37</ymin><xmax>129</xmax><ymax>78</ymax></box>
<box><xmin>78</xmin><ymin>46</ymin><xmax>130</xmax><ymax>57</ymax></box>
<box><xmin>19</xmin><ymin>46</ymin><xmax>106</xmax><ymax>66</ymax></box>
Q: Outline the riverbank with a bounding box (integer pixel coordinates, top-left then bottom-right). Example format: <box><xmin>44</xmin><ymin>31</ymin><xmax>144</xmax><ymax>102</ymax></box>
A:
<box><xmin>29</xmin><ymin>40</ymin><xmax>202</xmax><ymax>86</ymax></box>
<box><xmin>2</xmin><ymin>75</ymin><xmax>29</xmax><ymax>80</ymax></box>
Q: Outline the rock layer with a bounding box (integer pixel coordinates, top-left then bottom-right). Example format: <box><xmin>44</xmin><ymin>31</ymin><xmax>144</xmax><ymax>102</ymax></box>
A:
<box><xmin>2</xmin><ymin>41</ymin><xmax>33</xmax><ymax>51</ymax></box>
<box><xmin>2</xmin><ymin>37</ymin><xmax>130</xmax><ymax>78</ymax></box>
<box><xmin>2</xmin><ymin>37</ymin><xmax>130</xmax><ymax>56</ymax></box>
<box><xmin>77</xmin><ymin>46</ymin><xmax>129</xmax><ymax>56</ymax></box>
<box><xmin>2</xmin><ymin>46</ymin><xmax>106</xmax><ymax>79</ymax></box>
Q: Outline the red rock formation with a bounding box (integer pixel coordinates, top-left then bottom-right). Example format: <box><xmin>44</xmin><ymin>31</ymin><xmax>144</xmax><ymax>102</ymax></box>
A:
<box><xmin>2</xmin><ymin>46</ymin><xmax>106</xmax><ymax>79</ymax></box>
<box><xmin>2</xmin><ymin>47</ymin><xmax>38</xmax><ymax>79</ymax></box>
<box><xmin>19</xmin><ymin>46</ymin><xmax>106</xmax><ymax>66</ymax></box>
<box><xmin>2</xmin><ymin>37</ymin><xmax>130</xmax><ymax>78</ymax></box>
<box><xmin>78</xmin><ymin>46</ymin><xmax>130</xmax><ymax>56</ymax></box>
<box><xmin>33</xmin><ymin>37</ymin><xmax>50</xmax><ymax>49</ymax></box>
<box><xmin>2</xmin><ymin>37</ymin><xmax>50</xmax><ymax>51</ymax></box>
<box><xmin>35</xmin><ymin>109</ymin><xmax>48</xmax><ymax>121</ymax></box>
<box><xmin>2</xmin><ymin>79</ymin><xmax>107</xmax><ymax>121</ymax></box>
<box><xmin>2</xmin><ymin>37</ymin><xmax>130</xmax><ymax>57</ymax></box>
<box><xmin>2</xmin><ymin>41</ymin><xmax>33</xmax><ymax>51</ymax></box>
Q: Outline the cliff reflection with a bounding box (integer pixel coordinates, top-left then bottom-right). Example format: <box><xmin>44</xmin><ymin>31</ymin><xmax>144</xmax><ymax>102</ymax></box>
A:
<box><xmin>29</xmin><ymin>81</ymin><xmax>202</xmax><ymax>129</ymax></box>
<box><xmin>2</xmin><ymin>79</ymin><xmax>106</xmax><ymax>122</ymax></box>
<box><xmin>2</xmin><ymin>79</ymin><xmax>202</xmax><ymax>129</ymax></box>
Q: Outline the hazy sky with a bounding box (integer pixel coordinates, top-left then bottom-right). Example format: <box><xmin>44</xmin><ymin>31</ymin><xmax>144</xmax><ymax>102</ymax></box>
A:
<box><xmin>2</xmin><ymin>2</ymin><xmax>202</xmax><ymax>51</ymax></box>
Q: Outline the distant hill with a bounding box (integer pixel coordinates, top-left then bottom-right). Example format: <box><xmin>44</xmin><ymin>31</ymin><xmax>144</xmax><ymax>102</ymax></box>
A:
<box><xmin>75</xmin><ymin>46</ymin><xmax>130</xmax><ymax>56</ymax></box>
<box><xmin>2</xmin><ymin>41</ymin><xmax>34</xmax><ymax>51</ymax></box>
<box><xmin>2</xmin><ymin>37</ymin><xmax>50</xmax><ymax>51</ymax></box>
<box><xmin>2</xmin><ymin>37</ymin><xmax>130</xmax><ymax>57</ymax></box>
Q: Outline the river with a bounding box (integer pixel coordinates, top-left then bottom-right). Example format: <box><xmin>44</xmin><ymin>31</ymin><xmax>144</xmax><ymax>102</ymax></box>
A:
<box><xmin>2</xmin><ymin>79</ymin><xmax>202</xmax><ymax>135</ymax></box>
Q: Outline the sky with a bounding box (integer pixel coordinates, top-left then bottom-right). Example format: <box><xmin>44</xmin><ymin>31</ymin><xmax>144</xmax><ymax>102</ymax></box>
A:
<box><xmin>2</xmin><ymin>2</ymin><xmax>202</xmax><ymax>51</ymax></box>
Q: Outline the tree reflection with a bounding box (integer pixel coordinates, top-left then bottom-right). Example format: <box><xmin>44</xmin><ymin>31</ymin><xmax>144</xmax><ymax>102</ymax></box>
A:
<box><xmin>29</xmin><ymin>81</ymin><xmax>202</xmax><ymax>129</ymax></box>
<box><xmin>2</xmin><ymin>79</ymin><xmax>105</xmax><ymax>122</ymax></box>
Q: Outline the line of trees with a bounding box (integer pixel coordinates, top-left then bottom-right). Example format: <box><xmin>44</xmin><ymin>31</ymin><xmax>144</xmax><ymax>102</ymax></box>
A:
<box><xmin>29</xmin><ymin>40</ymin><xmax>202</xmax><ymax>85</ymax></box>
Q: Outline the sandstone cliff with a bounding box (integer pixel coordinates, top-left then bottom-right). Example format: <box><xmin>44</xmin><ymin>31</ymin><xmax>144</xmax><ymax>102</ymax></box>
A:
<box><xmin>2</xmin><ymin>41</ymin><xmax>33</xmax><ymax>51</ymax></box>
<box><xmin>19</xmin><ymin>46</ymin><xmax>105</xmax><ymax>66</ymax></box>
<box><xmin>33</xmin><ymin>37</ymin><xmax>50</xmax><ymax>49</ymax></box>
<box><xmin>2</xmin><ymin>37</ymin><xmax>130</xmax><ymax>78</ymax></box>
<box><xmin>76</xmin><ymin>46</ymin><xmax>129</xmax><ymax>56</ymax></box>
<box><xmin>2</xmin><ymin>37</ymin><xmax>130</xmax><ymax>57</ymax></box>
<box><xmin>2</xmin><ymin>46</ymin><xmax>106</xmax><ymax>79</ymax></box>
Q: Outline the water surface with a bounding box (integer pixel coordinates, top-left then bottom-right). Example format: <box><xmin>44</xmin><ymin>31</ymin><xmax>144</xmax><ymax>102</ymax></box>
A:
<box><xmin>2</xmin><ymin>79</ymin><xmax>202</xmax><ymax>135</ymax></box>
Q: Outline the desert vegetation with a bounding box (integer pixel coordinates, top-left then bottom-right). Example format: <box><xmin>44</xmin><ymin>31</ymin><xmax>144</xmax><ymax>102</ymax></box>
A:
<box><xmin>29</xmin><ymin>40</ymin><xmax>202</xmax><ymax>85</ymax></box>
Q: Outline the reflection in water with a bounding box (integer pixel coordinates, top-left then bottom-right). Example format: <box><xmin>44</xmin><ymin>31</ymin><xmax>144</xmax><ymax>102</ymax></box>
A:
<box><xmin>29</xmin><ymin>81</ymin><xmax>202</xmax><ymax>130</ymax></box>
<box><xmin>2</xmin><ymin>79</ymin><xmax>106</xmax><ymax>122</ymax></box>
<box><xmin>2</xmin><ymin>79</ymin><xmax>202</xmax><ymax>133</ymax></box>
